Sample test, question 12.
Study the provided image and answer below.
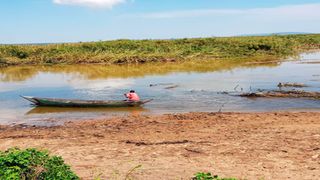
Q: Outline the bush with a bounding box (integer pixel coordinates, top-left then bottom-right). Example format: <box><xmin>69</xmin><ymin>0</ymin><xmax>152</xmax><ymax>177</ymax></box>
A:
<box><xmin>193</xmin><ymin>172</ymin><xmax>237</xmax><ymax>180</ymax></box>
<box><xmin>8</xmin><ymin>48</ymin><xmax>28</xmax><ymax>59</ymax></box>
<box><xmin>0</xmin><ymin>148</ymin><xmax>79</xmax><ymax>180</ymax></box>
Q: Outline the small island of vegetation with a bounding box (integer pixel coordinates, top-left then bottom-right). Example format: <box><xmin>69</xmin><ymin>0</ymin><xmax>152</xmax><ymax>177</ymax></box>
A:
<box><xmin>0</xmin><ymin>34</ymin><xmax>319</xmax><ymax>67</ymax></box>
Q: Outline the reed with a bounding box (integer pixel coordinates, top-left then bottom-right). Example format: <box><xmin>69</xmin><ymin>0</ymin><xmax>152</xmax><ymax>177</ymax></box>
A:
<box><xmin>0</xmin><ymin>34</ymin><xmax>319</xmax><ymax>66</ymax></box>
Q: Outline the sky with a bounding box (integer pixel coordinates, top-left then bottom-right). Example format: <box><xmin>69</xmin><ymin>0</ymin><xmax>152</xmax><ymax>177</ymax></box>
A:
<box><xmin>1</xmin><ymin>0</ymin><xmax>320</xmax><ymax>44</ymax></box>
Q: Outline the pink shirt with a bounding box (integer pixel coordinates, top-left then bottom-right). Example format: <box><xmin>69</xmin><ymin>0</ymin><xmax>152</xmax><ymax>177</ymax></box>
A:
<box><xmin>126</xmin><ymin>93</ymin><xmax>140</xmax><ymax>101</ymax></box>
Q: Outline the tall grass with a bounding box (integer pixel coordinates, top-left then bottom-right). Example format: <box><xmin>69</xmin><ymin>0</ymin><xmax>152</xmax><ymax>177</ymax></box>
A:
<box><xmin>0</xmin><ymin>34</ymin><xmax>319</xmax><ymax>66</ymax></box>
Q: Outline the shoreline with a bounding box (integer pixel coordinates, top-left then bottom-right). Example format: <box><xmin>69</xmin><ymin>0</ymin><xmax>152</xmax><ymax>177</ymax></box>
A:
<box><xmin>1</xmin><ymin>112</ymin><xmax>319</xmax><ymax>179</ymax></box>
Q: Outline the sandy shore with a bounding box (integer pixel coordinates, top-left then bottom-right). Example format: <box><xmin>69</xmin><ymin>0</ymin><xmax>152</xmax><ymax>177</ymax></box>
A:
<box><xmin>0</xmin><ymin>112</ymin><xmax>319</xmax><ymax>180</ymax></box>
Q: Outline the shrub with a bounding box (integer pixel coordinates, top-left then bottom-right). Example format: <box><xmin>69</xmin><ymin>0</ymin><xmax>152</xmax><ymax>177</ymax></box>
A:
<box><xmin>8</xmin><ymin>48</ymin><xmax>28</xmax><ymax>59</ymax></box>
<box><xmin>0</xmin><ymin>148</ymin><xmax>79</xmax><ymax>180</ymax></box>
<box><xmin>193</xmin><ymin>172</ymin><xmax>237</xmax><ymax>180</ymax></box>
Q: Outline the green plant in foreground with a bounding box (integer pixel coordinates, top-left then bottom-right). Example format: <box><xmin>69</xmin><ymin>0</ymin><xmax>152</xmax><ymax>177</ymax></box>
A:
<box><xmin>193</xmin><ymin>172</ymin><xmax>237</xmax><ymax>180</ymax></box>
<box><xmin>0</xmin><ymin>148</ymin><xmax>79</xmax><ymax>180</ymax></box>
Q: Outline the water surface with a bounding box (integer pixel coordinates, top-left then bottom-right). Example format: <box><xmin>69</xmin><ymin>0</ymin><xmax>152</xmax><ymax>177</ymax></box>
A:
<box><xmin>1</xmin><ymin>52</ymin><xmax>320</xmax><ymax>125</ymax></box>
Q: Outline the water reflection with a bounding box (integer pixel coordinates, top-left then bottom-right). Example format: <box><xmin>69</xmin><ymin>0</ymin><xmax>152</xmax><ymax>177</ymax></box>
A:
<box><xmin>26</xmin><ymin>107</ymin><xmax>146</xmax><ymax>116</ymax></box>
<box><xmin>0</xmin><ymin>59</ymin><xmax>278</xmax><ymax>82</ymax></box>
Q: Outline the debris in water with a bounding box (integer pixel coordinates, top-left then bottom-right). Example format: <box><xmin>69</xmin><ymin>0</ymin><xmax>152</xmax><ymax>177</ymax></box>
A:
<box><xmin>149</xmin><ymin>83</ymin><xmax>174</xmax><ymax>87</ymax></box>
<box><xmin>277</xmin><ymin>82</ymin><xmax>308</xmax><ymax>88</ymax></box>
<box><xmin>239</xmin><ymin>92</ymin><xmax>265</xmax><ymax>98</ymax></box>
<box><xmin>239</xmin><ymin>90</ymin><xmax>320</xmax><ymax>100</ymax></box>
<box><xmin>149</xmin><ymin>83</ymin><xmax>179</xmax><ymax>89</ymax></box>
<box><xmin>164</xmin><ymin>85</ymin><xmax>179</xmax><ymax>89</ymax></box>
<box><xmin>190</xmin><ymin>89</ymin><xmax>206</xmax><ymax>93</ymax></box>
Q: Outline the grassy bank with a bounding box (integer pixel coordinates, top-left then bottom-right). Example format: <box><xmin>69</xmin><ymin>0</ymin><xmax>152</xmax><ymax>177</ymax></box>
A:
<box><xmin>0</xmin><ymin>34</ymin><xmax>320</xmax><ymax>66</ymax></box>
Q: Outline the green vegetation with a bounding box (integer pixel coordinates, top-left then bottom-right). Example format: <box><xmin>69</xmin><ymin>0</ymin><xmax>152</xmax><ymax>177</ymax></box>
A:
<box><xmin>0</xmin><ymin>148</ymin><xmax>79</xmax><ymax>180</ymax></box>
<box><xmin>0</xmin><ymin>34</ymin><xmax>319</xmax><ymax>66</ymax></box>
<box><xmin>193</xmin><ymin>172</ymin><xmax>237</xmax><ymax>180</ymax></box>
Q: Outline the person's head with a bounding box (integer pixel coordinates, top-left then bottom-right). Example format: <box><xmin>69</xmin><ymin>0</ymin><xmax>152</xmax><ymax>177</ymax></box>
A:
<box><xmin>130</xmin><ymin>90</ymin><xmax>135</xmax><ymax>93</ymax></box>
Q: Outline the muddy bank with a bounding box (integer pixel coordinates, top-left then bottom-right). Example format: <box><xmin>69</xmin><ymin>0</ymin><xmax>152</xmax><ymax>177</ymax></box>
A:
<box><xmin>0</xmin><ymin>112</ymin><xmax>319</xmax><ymax>179</ymax></box>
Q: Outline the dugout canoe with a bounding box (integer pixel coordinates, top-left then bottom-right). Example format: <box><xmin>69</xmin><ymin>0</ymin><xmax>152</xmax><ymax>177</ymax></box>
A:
<box><xmin>21</xmin><ymin>96</ymin><xmax>152</xmax><ymax>107</ymax></box>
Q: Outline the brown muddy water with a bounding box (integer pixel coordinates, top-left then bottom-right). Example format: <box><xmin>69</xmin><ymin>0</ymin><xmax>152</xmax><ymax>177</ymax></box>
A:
<box><xmin>0</xmin><ymin>52</ymin><xmax>320</xmax><ymax>126</ymax></box>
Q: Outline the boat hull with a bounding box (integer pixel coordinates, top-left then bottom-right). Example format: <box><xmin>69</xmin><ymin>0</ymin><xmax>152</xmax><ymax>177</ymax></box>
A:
<box><xmin>21</xmin><ymin>96</ymin><xmax>152</xmax><ymax>108</ymax></box>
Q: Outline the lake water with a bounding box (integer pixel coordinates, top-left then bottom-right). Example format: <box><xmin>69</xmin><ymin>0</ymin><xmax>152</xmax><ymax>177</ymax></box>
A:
<box><xmin>1</xmin><ymin>52</ymin><xmax>320</xmax><ymax>126</ymax></box>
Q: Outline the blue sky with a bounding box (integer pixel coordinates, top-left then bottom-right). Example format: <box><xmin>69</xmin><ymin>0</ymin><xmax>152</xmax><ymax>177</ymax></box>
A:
<box><xmin>1</xmin><ymin>0</ymin><xmax>320</xmax><ymax>44</ymax></box>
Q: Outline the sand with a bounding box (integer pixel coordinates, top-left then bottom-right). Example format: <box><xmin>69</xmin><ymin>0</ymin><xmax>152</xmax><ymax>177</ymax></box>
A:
<box><xmin>0</xmin><ymin>112</ymin><xmax>319</xmax><ymax>180</ymax></box>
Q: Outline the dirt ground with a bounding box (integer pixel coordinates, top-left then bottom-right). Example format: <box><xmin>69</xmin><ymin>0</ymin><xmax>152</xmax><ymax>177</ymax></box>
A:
<box><xmin>0</xmin><ymin>112</ymin><xmax>319</xmax><ymax>180</ymax></box>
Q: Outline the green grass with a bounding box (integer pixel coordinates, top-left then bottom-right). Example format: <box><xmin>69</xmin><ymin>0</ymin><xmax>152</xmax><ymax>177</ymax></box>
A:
<box><xmin>0</xmin><ymin>34</ymin><xmax>320</xmax><ymax>66</ymax></box>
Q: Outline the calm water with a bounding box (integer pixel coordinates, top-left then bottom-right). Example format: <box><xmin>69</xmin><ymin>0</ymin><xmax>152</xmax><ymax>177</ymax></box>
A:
<box><xmin>1</xmin><ymin>52</ymin><xmax>320</xmax><ymax>126</ymax></box>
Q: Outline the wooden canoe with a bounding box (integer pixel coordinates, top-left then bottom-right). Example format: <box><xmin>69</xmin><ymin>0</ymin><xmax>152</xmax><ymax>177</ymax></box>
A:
<box><xmin>21</xmin><ymin>96</ymin><xmax>152</xmax><ymax>108</ymax></box>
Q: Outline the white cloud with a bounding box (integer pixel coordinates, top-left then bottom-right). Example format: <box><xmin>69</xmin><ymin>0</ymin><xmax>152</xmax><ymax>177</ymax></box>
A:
<box><xmin>53</xmin><ymin>0</ymin><xmax>126</xmax><ymax>8</ymax></box>
<box><xmin>140</xmin><ymin>3</ymin><xmax>320</xmax><ymax>20</ymax></box>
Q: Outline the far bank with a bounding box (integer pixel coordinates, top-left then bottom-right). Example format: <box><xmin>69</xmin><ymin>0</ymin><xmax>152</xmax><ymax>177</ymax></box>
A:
<box><xmin>1</xmin><ymin>34</ymin><xmax>320</xmax><ymax>67</ymax></box>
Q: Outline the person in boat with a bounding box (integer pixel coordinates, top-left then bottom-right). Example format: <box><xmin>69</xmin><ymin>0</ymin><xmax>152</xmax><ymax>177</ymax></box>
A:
<box><xmin>124</xmin><ymin>90</ymin><xmax>140</xmax><ymax>102</ymax></box>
